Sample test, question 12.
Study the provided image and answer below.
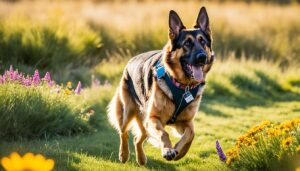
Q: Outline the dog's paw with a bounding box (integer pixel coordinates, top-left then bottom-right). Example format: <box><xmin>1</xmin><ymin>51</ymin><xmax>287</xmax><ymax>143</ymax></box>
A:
<box><xmin>119</xmin><ymin>150</ymin><xmax>129</xmax><ymax>163</ymax></box>
<box><xmin>136</xmin><ymin>153</ymin><xmax>147</xmax><ymax>166</ymax></box>
<box><xmin>162</xmin><ymin>148</ymin><xmax>178</xmax><ymax>161</ymax></box>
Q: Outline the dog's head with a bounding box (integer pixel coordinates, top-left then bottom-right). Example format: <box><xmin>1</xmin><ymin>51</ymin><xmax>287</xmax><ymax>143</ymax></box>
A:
<box><xmin>163</xmin><ymin>7</ymin><xmax>214</xmax><ymax>85</ymax></box>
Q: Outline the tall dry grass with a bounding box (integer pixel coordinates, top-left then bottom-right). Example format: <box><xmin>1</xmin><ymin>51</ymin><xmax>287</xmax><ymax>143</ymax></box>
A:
<box><xmin>0</xmin><ymin>1</ymin><xmax>299</xmax><ymax>82</ymax></box>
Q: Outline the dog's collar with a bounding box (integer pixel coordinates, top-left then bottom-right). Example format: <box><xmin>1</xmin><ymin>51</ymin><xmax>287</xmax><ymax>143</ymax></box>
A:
<box><xmin>155</xmin><ymin>60</ymin><xmax>202</xmax><ymax>90</ymax></box>
<box><xmin>171</xmin><ymin>77</ymin><xmax>203</xmax><ymax>90</ymax></box>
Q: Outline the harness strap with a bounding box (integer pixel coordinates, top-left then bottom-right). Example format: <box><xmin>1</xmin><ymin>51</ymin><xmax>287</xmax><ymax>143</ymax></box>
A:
<box><xmin>155</xmin><ymin>61</ymin><xmax>200</xmax><ymax>124</ymax></box>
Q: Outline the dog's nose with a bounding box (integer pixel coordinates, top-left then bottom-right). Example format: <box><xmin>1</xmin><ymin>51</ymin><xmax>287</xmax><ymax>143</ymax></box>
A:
<box><xmin>195</xmin><ymin>52</ymin><xmax>207</xmax><ymax>65</ymax></box>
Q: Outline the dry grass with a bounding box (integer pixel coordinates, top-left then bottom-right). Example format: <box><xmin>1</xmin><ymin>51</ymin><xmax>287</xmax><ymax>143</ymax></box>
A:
<box><xmin>1</xmin><ymin>1</ymin><xmax>300</xmax><ymax>68</ymax></box>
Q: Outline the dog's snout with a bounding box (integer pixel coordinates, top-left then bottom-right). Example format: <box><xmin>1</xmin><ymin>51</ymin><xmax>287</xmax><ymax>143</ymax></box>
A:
<box><xmin>195</xmin><ymin>52</ymin><xmax>207</xmax><ymax>65</ymax></box>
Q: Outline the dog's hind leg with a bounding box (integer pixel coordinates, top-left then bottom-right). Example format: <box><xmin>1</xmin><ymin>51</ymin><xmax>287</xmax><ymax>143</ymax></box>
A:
<box><xmin>108</xmin><ymin>80</ymin><xmax>137</xmax><ymax>163</ymax></box>
<box><xmin>108</xmin><ymin>89</ymin><xmax>129</xmax><ymax>163</ymax></box>
<box><xmin>119</xmin><ymin>80</ymin><xmax>137</xmax><ymax>163</ymax></box>
<box><xmin>133</xmin><ymin>116</ymin><xmax>148</xmax><ymax>166</ymax></box>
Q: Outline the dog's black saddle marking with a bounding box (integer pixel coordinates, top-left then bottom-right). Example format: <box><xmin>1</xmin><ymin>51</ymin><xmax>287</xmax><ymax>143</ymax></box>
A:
<box><xmin>124</xmin><ymin>50</ymin><xmax>162</xmax><ymax>111</ymax></box>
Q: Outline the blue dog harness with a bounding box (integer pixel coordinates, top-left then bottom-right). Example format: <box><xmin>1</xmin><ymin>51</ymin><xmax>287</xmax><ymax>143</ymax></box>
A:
<box><xmin>155</xmin><ymin>61</ymin><xmax>201</xmax><ymax>124</ymax></box>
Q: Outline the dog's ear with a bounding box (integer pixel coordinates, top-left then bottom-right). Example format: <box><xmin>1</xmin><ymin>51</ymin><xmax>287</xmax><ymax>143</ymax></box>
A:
<box><xmin>169</xmin><ymin>10</ymin><xmax>185</xmax><ymax>40</ymax></box>
<box><xmin>194</xmin><ymin>7</ymin><xmax>211</xmax><ymax>34</ymax></box>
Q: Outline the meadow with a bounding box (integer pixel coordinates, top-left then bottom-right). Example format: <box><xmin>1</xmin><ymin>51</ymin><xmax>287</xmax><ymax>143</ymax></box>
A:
<box><xmin>0</xmin><ymin>1</ymin><xmax>300</xmax><ymax>171</ymax></box>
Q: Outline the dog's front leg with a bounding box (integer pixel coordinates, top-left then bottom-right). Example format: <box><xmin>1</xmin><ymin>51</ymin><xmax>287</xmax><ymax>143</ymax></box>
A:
<box><xmin>146</xmin><ymin>117</ymin><xmax>178</xmax><ymax>161</ymax></box>
<box><xmin>173</xmin><ymin>121</ymin><xmax>195</xmax><ymax>160</ymax></box>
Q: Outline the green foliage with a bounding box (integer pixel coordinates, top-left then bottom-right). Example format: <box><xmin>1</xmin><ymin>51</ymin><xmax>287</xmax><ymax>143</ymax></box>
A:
<box><xmin>225</xmin><ymin>119</ymin><xmax>300</xmax><ymax>170</ymax></box>
<box><xmin>93</xmin><ymin>57</ymin><xmax>127</xmax><ymax>86</ymax></box>
<box><xmin>0</xmin><ymin>83</ymin><xmax>91</xmax><ymax>140</ymax></box>
<box><xmin>0</xmin><ymin>15</ymin><xmax>101</xmax><ymax>71</ymax></box>
<box><xmin>1</xmin><ymin>2</ymin><xmax>300</xmax><ymax>84</ymax></box>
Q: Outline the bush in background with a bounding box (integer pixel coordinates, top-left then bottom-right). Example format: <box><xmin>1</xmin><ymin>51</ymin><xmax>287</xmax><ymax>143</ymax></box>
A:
<box><xmin>0</xmin><ymin>66</ymin><xmax>92</xmax><ymax>140</ymax></box>
<box><xmin>0</xmin><ymin>14</ymin><xmax>102</xmax><ymax>71</ymax></box>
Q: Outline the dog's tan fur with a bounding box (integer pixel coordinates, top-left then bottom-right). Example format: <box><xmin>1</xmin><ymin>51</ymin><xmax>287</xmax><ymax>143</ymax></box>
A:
<box><xmin>108</xmin><ymin>7</ymin><xmax>213</xmax><ymax>166</ymax></box>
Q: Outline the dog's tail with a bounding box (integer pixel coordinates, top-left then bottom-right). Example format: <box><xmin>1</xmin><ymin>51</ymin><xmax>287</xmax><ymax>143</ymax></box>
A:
<box><xmin>107</xmin><ymin>87</ymin><xmax>123</xmax><ymax>133</ymax></box>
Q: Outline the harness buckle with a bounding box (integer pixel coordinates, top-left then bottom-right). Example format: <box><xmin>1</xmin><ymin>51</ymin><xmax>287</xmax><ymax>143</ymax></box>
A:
<box><xmin>156</xmin><ymin>65</ymin><xmax>165</xmax><ymax>79</ymax></box>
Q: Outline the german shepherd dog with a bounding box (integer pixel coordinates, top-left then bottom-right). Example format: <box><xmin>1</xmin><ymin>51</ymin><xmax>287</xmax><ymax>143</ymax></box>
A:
<box><xmin>108</xmin><ymin>7</ymin><xmax>214</xmax><ymax>166</ymax></box>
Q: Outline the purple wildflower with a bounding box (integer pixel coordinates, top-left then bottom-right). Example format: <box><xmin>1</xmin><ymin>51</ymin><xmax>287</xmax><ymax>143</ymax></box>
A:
<box><xmin>9</xmin><ymin>65</ymin><xmax>14</xmax><ymax>79</ymax></box>
<box><xmin>48</xmin><ymin>80</ymin><xmax>55</xmax><ymax>87</ymax></box>
<box><xmin>9</xmin><ymin>65</ymin><xmax>13</xmax><ymax>73</ymax></box>
<box><xmin>216</xmin><ymin>140</ymin><xmax>227</xmax><ymax>162</ymax></box>
<box><xmin>22</xmin><ymin>76</ymin><xmax>32</xmax><ymax>86</ymax></box>
<box><xmin>44</xmin><ymin>72</ymin><xmax>51</xmax><ymax>82</ymax></box>
<box><xmin>75</xmin><ymin>81</ymin><xmax>81</xmax><ymax>94</ymax></box>
<box><xmin>12</xmin><ymin>70</ymin><xmax>19</xmax><ymax>81</ymax></box>
<box><xmin>92</xmin><ymin>78</ymin><xmax>100</xmax><ymax>88</ymax></box>
<box><xmin>3</xmin><ymin>71</ymin><xmax>10</xmax><ymax>81</ymax></box>
<box><xmin>32</xmin><ymin>70</ymin><xmax>40</xmax><ymax>85</ymax></box>
<box><xmin>91</xmin><ymin>75</ymin><xmax>100</xmax><ymax>88</ymax></box>
<box><xmin>17</xmin><ymin>73</ymin><xmax>23</xmax><ymax>81</ymax></box>
<box><xmin>0</xmin><ymin>75</ymin><xmax>2</xmax><ymax>84</ymax></box>
<box><xmin>2</xmin><ymin>74</ymin><xmax>6</xmax><ymax>82</ymax></box>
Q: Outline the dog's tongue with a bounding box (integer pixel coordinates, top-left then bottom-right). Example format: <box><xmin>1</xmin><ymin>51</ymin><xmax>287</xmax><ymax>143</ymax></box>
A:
<box><xmin>192</xmin><ymin>66</ymin><xmax>203</xmax><ymax>82</ymax></box>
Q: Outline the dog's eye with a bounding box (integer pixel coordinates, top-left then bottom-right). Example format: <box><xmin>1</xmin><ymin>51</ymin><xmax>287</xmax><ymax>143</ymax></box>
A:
<box><xmin>184</xmin><ymin>40</ymin><xmax>193</xmax><ymax>47</ymax></box>
<box><xmin>199</xmin><ymin>38</ymin><xmax>206</xmax><ymax>46</ymax></box>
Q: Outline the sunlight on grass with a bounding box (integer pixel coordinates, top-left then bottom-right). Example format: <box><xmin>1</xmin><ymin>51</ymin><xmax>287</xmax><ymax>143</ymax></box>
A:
<box><xmin>0</xmin><ymin>1</ymin><xmax>299</xmax><ymax>170</ymax></box>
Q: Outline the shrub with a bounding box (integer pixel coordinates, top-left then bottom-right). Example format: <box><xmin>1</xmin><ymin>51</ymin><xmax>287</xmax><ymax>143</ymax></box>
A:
<box><xmin>0</xmin><ymin>66</ymin><xmax>91</xmax><ymax>140</ymax></box>
<box><xmin>219</xmin><ymin>119</ymin><xmax>300</xmax><ymax>170</ymax></box>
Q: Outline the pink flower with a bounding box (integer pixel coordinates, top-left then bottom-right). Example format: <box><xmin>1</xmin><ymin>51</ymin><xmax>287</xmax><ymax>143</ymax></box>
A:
<box><xmin>2</xmin><ymin>74</ymin><xmax>6</xmax><ymax>82</ymax></box>
<box><xmin>22</xmin><ymin>76</ymin><xmax>32</xmax><ymax>86</ymax></box>
<box><xmin>92</xmin><ymin>78</ymin><xmax>100</xmax><ymax>88</ymax></box>
<box><xmin>9</xmin><ymin>65</ymin><xmax>14</xmax><ymax>79</ymax></box>
<box><xmin>17</xmin><ymin>73</ymin><xmax>23</xmax><ymax>81</ymax></box>
<box><xmin>12</xmin><ymin>70</ymin><xmax>19</xmax><ymax>81</ymax></box>
<box><xmin>44</xmin><ymin>72</ymin><xmax>51</xmax><ymax>82</ymax></box>
<box><xmin>48</xmin><ymin>80</ymin><xmax>55</xmax><ymax>87</ymax></box>
<box><xmin>9</xmin><ymin>65</ymin><xmax>13</xmax><ymax>73</ymax></box>
<box><xmin>32</xmin><ymin>70</ymin><xmax>40</xmax><ymax>85</ymax></box>
<box><xmin>75</xmin><ymin>81</ymin><xmax>81</xmax><ymax>94</ymax></box>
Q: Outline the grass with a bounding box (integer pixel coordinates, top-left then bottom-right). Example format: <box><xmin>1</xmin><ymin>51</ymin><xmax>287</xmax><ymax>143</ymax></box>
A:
<box><xmin>0</xmin><ymin>82</ymin><xmax>93</xmax><ymax>140</ymax></box>
<box><xmin>1</xmin><ymin>59</ymin><xmax>300</xmax><ymax>170</ymax></box>
<box><xmin>1</xmin><ymin>1</ymin><xmax>300</xmax><ymax>85</ymax></box>
<box><xmin>0</xmin><ymin>1</ymin><xmax>300</xmax><ymax>170</ymax></box>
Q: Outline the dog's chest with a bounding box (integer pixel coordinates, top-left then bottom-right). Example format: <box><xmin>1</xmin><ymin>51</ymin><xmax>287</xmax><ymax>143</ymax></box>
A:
<box><xmin>150</xmin><ymin>83</ymin><xmax>202</xmax><ymax>124</ymax></box>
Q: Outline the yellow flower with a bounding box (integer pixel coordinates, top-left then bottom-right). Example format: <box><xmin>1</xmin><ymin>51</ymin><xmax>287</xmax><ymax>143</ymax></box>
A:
<box><xmin>291</xmin><ymin>118</ymin><xmax>300</xmax><ymax>127</ymax></box>
<box><xmin>266</xmin><ymin>128</ymin><xmax>280</xmax><ymax>137</ymax></box>
<box><xmin>1</xmin><ymin>152</ymin><xmax>54</xmax><ymax>171</ymax></box>
<box><xmin>281</xmin><ymin>137</ymin><xmax>294</xmax><ymax>148</ymax></box>
<box><xmin>279</xmin><ymin>119</ymin><xmax>299</xmax><ymax>131</ymax></box>
<box><xmin>226</xmin><ymin>157</ymin><xmax>233</xmax><ymax>166</ymax></box>
<box><xmin>261</xmin><ymin>120</ymin><xmax>271</xmax><ymax>126</ymax></box>
<box><xmin>296</xmin><ymin>146</ymin><xmax>300</xmax><ymax>153</ymax></box>
<box><xmin>296</xmin><ymin>167</ymin><xmax>300</xmax><ymax>171</ymax></box>
<box><xmin>226</xmin><ymin>147</ymin><xmax>239</xmax><ymax>158</ymax></box>
<box><xmin>67</xmin><ymin>81</ymin><xmax>72</xmax><ymax>88</ymax></box>
<box><xmin>65</xmin><ymin>89</ymin><xmax>72</xmax><ymax>95</ymax></box>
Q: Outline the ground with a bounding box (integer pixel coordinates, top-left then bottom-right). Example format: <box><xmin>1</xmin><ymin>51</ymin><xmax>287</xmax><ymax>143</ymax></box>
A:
<box><xmin>1</xmin><ymin>91</ymin><xmax>299</xmax><ymax>171</ymax></box>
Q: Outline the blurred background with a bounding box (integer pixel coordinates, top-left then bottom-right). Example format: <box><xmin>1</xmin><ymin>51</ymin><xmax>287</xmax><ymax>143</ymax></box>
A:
<box><xmin>0</xmin><ymin>0</ymin><xmax>300</xmax><ymax>85</ymax></box>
